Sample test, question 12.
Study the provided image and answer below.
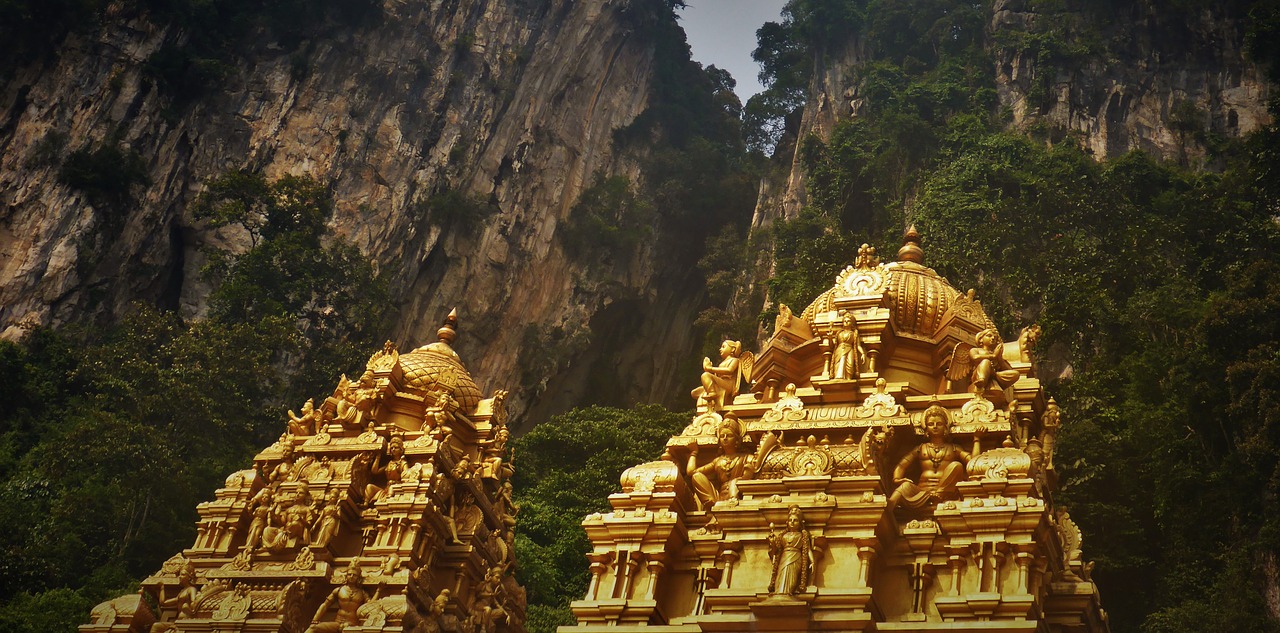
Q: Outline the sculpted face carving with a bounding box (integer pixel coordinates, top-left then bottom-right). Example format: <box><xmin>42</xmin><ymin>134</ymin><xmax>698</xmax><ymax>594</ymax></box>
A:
<box><xmin>717</xmin><ymin>425</ymin><xmax>740</xmax><ymax>452</ymax></box>
<box><xmin>924</xmin><ymin>411</ymin><xmax>947</xmax><ymax>439</ymax></box>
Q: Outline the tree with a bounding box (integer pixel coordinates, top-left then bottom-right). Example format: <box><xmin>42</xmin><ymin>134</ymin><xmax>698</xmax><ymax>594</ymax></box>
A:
<box><xmin>511</xmin><ymin>405</ymin><xmax>688</xmax><ymax>632</ymax></box>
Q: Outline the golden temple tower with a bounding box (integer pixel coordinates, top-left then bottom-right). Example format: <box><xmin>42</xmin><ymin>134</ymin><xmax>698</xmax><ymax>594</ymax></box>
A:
<box><xmin>82</xmin><ymin>311</ymin><xmax>526</xmax><ymax>633</ymax></box>
<box><xmin>563</xmin><ymin>229</ymin><xmax>1108</xmax><ymax>632</ymax></box>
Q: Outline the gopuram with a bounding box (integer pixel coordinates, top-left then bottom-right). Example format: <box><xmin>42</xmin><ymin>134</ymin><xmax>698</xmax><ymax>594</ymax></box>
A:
<box><xmin>82</xmin><ymin>311</ymin><xmax>526</xmax><ymax>633</ymax></box>
<box><xmin>564</xmin><ymin>228</ymin><xmax>1108</xmax><ymax>632</ymax></box>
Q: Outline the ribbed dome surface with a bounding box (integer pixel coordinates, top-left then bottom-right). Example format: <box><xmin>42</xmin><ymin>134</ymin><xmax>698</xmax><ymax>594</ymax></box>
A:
<box><xmin>882</xmin><ymin>262</ymin><xmax>960</xmax><ymax>337</ymax></box>
<box><xmin>397</xmin><ymin>346</ymin><xmax>482</xmax><ymax>412</ymax></box>
<box><xmin>800</xmin><ymin>260</ymin><xmax>994</xmax><ymax>339</ymax></box>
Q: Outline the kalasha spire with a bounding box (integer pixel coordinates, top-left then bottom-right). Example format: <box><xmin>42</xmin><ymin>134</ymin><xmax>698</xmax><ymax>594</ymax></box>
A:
<box><xmin>897</xmin><ymin>224</ymin><xmax>924</xmax><ymax>264</ymax></box>
<box><xmin>437</xmin><ymin>307</ymin><xmax>459</xmax><ymax>344</ymax></box>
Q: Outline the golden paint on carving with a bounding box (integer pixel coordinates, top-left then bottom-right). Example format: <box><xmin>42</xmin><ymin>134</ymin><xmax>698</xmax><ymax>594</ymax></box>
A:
<box><xmin>566</xmin><ymin>227</ymin><xmax>1107</xmax><ymax>632</ymax></box>
<box><xmin>83</xmin><ymin>311</ymin><xmax>527</xmax><ymax>633</ymax></box>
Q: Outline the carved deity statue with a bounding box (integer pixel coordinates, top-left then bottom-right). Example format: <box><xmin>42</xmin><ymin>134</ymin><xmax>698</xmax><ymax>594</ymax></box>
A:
<box><xmin>243</xmin><ymin>489</ymin><xmax>273</xmax><ymax>551</ymax></box>
<box><xmin>890</xmin><ymin>405</ymin><xmax>971</xmax><ymax>510</ymax></box>
<box><xmin>307</xmin><ymin>560</ymin><xmax>376</xmax><ymax>632</ymax></box>
<box><xmin>482</xmin><ymin>427</ymin><xmax>514</xmax><ymax>480</ymax></box>
<box><xmin>686</xmin><ymin>414</ymin><xmax>774</xmax><ymax>511</ymax></box>
<box><xmin>774</xmin><ymin>303</ymin><xmax>793</xmax><ymax>333</ymax></box>
<box><xmin>149</xmin><ymin>562</ymin><xmax>198</xmax><ymax>632</ymax></box>
<box><xmin>335</xmin><ymin>372</ymin><xmax>378</xmax><ymax>429</ymax></box>
<box><xmin>311</xmin><ymin>491</ymin><xmax>343</xmax><ymax>549</ymax></box>
<box><xmin>280</xmin><ymin>482</ymin><xmax>316</xmax><ymax>548</ymax></box>
<box><xmin>495</xmin><ymin>480</ymin><xmax>518</xmax><ymax>530</ymax></box>
<box><xmin>363</xmin><ymin>436</ymin><xmax>408</xmax><ymax>506</ymax></box>
<box><xmin>265</xmin><ymin>442</ymin><xmax>300</xmax><ymax>484</ymax></box>
<box><xmin>767</xmin><ymin>505</ymin><xmax>818</xmax><ymax>597</ymax></box>
<box><xmin>969</xmin><ymin>328</ymin><xmax>1020</xmax><ymax>393</ymax></box>
<box><xmin>1041</xmin><ymin>398</ymin><xmax>1061</xmax><ymax>470</ymax></box>
<box><xmin>288</xmin><ymin>398</ymin><xmax>322</xmax><ymax>436</ymax></box>
<box><xmin>829</xmin><ymin>312</ymin><xmax>866</xmax><ymax>380</ymax></box>
<box><xmin>692</xmin><ymin>340</ymin><xmax>754</xmax><ymax>411</ymax></box>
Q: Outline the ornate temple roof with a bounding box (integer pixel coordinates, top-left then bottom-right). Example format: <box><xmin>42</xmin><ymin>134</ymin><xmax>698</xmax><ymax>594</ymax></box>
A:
<box><xmin>565</xmin><ymin>226</ymin><xmax>1106</xmax><ymax>633</ymax></box>
<box><xmin>82</xmin><ymin>310</ymin><xmax>525</xmax><ymax>633</ymax></box>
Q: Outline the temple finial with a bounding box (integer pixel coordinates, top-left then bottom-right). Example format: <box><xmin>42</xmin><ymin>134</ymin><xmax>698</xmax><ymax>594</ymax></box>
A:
<box><xmin>897</xmin><ymin>224</ymin><xmax>924</xmax><ymax>264</ymax></box>
<box><xmin>437</xmin><ymin>308</ymin><xmax>459</xmax><ymax>344</ymax></box>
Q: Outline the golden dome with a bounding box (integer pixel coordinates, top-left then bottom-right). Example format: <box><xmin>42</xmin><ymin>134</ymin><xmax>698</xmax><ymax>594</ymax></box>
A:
<box><xmin>396</xmin><ymin>308</ymin><xmax>482</xmax><ymax>412</ymax></box>
<box><xmin>881</xmin><ymin>261</ymin><xmax>961</xmax><ymax>337</ymax></box>
<box><xmin>800</xmin><ymin>231</ymin><xmax>995</xmax><ymax>339</ymax></box>
<box><xmin>398</xmin><ymin>346</ymin><xmax>483</xmax><ymax>411</ymax></box>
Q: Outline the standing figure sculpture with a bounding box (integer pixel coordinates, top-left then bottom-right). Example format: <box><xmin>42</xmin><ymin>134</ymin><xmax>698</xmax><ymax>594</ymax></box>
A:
<box><xmin>307</xmin><ymin>560</ymin><xmax>376</xmax><ymax>632</ymax></box>
<box><xmin>692</xmin><ymin>340</ymin><xmax>754</xmax><ymax>411</ymax></box>
<box><xmin>243</xmin><ymin>489</ymin><xmax>273</xmax><ymax>552</ymax></box>
<box><xmin>890</xmin><ymin>405</ymin><xmax>971</xmax><ymax>510</ymax></box>
<box><xmin>767</xmin><ymin>506</ymin><xmax>817</xmax><ymax>597</ymax></box>
<box><xmin>829</xmin><ymin>312</ymin><xmax>866</xmax><ymax>380</ymax></box>
<box><xmin>311</xmin><ymin>491</ymin><xmax>343</xmax><ymax>549</ymax></box>
<box><xmin>1041</xmin><ymin>398</ymin><xmax>1061</xmax><ymax>470</ymax></box>
<box><xmin>686</xmin><ymin>414</ymin><xmax>774</xmax><ymax>511</ymax></box>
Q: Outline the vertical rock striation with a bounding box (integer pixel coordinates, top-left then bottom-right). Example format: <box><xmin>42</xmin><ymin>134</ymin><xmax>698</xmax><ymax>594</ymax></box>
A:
<box><xmin>0</xmin><ymin>0</ymin><xmax>712</xmax><ymax>419</ymax></box>
<box><xmin>750</xmin><ymin>0</ymin><xmax>1272</xmax><ymax>230</ymax></box>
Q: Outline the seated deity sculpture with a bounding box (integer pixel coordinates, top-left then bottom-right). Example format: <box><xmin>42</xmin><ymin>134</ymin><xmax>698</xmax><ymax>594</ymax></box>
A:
<box><xmin>889</xmin><ymin>404</ymin><xmax>971</xmax><ymax>510</ymax></box>
<box><xmin>307</xmin><ymin>560</ymin><xmax>376</xmax><ymax>633</ymax></box>
<box><xmin>363</xmin><ymin>435</ymin><xmax>408</xmax><ymax>505</ymax></box>
<box><xmin>686</xmin><ymin>414</ymin><xmax>774</xmax><ymax>511</ymax></box>
<box><xmin>691</xmin><ymin>340</ymin><xmax>754</xmax><ymax>411</ymax></box>
<box><xmin>149</xmin><ymin>562</ymin><xmax>198</xmax><ymax>632</ymax></box>
<box><xmin>288</xmin><ymin>398</ymin><xmax>322</xmax><ymax>436</ymax></box>
<box><xmin>968</xmin><ymin>328</ymin><xmax>1020</xmax><ymax>393</ymax></box>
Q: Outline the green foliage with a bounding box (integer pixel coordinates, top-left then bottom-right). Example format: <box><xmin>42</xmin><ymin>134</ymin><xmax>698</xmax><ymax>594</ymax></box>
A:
<box><xmin>559</xmin><ymin>175</ymin><xmax>654</xmax><ymax>266</ymax></box>
<box><xmin>142</xmin><ymin>44</ymin><xmax>234</xmax><ymax>106</ymax></box>
<box><xmin>195</xmin><ymin>172</ymin><xmax>390</xmax><ymax>403</ymax></box>
<box><xmin>516</xmin><ymin>324</ymin><xmax>591</xmax><ymax>401</ymax></box>
<box><xmin>1246</xmin><ymin>1</ymin><xmax>1280</xmax><ymax>86</ymax></box>
<box><xmin>0</xmin><ymin>588</ymin><xmax>95</xmax><ymax>633</ymax></box>
<box><xmin>58</xmin><ymin>141</ymin><xmax>150</xmax><ymax>232</ymax></box>
<box><xmin>412</xmin><ymin>189</ymin><xmax>497</xmax><ymax>235</ymax></box>
<box><xmin>0</xmin><ymin>172</ymin><xmax>389</xmax><ymax>630</ymax></box>
<box><xmin>694</xmin><ymin>226</ymin><xmax>768</xmax><ymax>350</ymax></box>
<box><xmin>0</xmin><ymin>309</ymin><xmax>282</xmax><ymax>603</ymax></box>
<box><xmin>754</xmin><ymin>2</ymin><xmax>1280</xmax><ymax>630</ymax></box>
<box><xmin>511</xmin><ymin>405</ymin><xmax>687</xmax><ymax>633</ymax></box>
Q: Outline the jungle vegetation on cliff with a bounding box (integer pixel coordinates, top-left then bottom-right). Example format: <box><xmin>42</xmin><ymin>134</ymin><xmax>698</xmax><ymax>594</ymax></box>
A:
<box><xmin>712</xmin><ymin>0</ymin><xmax>1280</xmax><ymax>631</ymax></box>
<box><xmin>2</xmin><ymin>0</ymin><xmax>1280</xmax><ymax>632</ymax></box>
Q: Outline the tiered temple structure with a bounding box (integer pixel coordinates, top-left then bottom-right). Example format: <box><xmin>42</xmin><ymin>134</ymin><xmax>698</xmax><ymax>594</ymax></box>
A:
<box><xmin>564</xmin><ymin>228</ymin><xmax>1108</xmax><ymax>632</ymax></box>
<box><xmin>82</xmin><ymin>311</ymin><xmax>526</xmax><ymax>633</ymax></box>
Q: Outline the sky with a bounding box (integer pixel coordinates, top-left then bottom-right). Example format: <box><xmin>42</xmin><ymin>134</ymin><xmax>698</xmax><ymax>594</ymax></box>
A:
<box><xmin>677</xmin><ymin>0</ymin><xmax>789</xmax><ymax>105</ymax></box>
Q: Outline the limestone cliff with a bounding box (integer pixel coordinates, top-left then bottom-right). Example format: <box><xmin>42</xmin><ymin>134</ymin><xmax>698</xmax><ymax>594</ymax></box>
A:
<box><xmin>752</xmin><ymin>0</ymin><xmax>1273</xmax><ymax>227</ymax></box>
<box><xmin>0</xmin><ymin>0</ymin><xmax>716</xmax><ymax>420</ymax></box>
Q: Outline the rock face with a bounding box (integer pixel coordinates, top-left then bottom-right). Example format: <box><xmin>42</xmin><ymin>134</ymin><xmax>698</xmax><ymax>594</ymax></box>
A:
<box><xmin>992</xmin><ymin>0</ymin><xmax>1272</xmax><ymax>162</ymax></box>
<box><xmin>752</xmin><ymin>0</ymin><xmax>1273</xmax><ymax>227</ymax></box>
<box><xmin>0</xmin><ymin>0</ymin><xmax>708</xmax><ymax>419</ymax></box>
